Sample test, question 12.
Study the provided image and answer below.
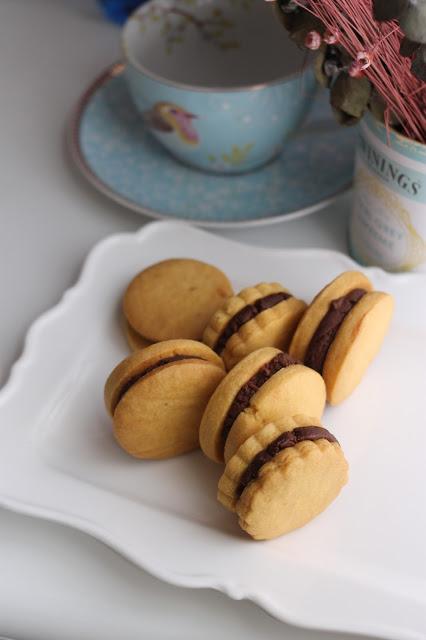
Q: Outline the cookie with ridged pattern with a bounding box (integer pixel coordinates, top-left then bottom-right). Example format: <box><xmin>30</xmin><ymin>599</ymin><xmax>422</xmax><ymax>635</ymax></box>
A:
<box><xmin>199</xmin><ymin>347</ymin><xmax>326</xmax><ymax>464</ymax></box>
<box><xmin>218</xmin><ymin>414</ymin><xmax>348</xmax><ymax>540</ymax></box>
<box><xmin>203</xmin><ymin>282</ymin><xmax>306</xmax><ymax>370</ymax></box>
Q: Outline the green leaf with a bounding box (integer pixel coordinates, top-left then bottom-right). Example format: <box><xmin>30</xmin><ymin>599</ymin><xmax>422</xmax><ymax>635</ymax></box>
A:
<box><xmin>399</xmin><ymin>2</ymin><xmax>426</xmax><ymax>44</ymax></box>
<box><xmin>274</xmin><ymin>4</ymin><xmax>294</xmax><ymax>31</ymax></box>
<box><xmin>372</xmin><ymin>0</ymin><xmax>408</xmax><ymax>21</ymax></box>
<box><xmin>412</xmin><ymin>43</ymin><xmax>426</xmax><ymax>80</ymax></box>
<box><xmin>314</xmin><ymin>47</ymin><xmax>328</xmax><ymax>87</ymax></box>
<box><xmin>400</xmin><ymin>37</ymin><xmax>419</xmax><ymax>56</ymax></box>
<box><xmin>330</xmin><ymin>73</ymin><xmax>371</xmax><ymax>124</ymax></box>
<box><xmin>368</xmin><ymin>92</ymin><xmax>386</xmax><ymax>124</ymax></box>
<box><xmin>331</xmin><ymin>106</ymin><xmax>358</xmax><ymax>126</ymax></box>
<box><xmin>275</xmin><ymin>3</ymin><xmax>324</xmax><ymax>46</ymax></box>
<box><xmin>368</xmin><ymin>92</ymin><xmax>400</xmax><ymax>127</ymax></box>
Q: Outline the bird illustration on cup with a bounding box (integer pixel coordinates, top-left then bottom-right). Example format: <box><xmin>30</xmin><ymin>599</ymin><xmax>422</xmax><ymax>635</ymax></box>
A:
<box><xmin>144</xmin><ymin>102</ymin><xmax>199</xmax><ymax>146</ymax></box>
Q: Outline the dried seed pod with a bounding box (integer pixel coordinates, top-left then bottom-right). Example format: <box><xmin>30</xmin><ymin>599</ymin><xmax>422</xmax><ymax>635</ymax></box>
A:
<box><xmin>274</xmin><ymin>4</ymin><xmax>325</xmax><ymax>48</ymax></box>
<box><xmin>315</xmin><ymin>45</ymin><xmax>347</xmax><ymax>88</ymax></box>
<box><xmin>356</xmin><ymin>51</ymin><xmax>372</xmax><ymax>70</ymax></box>
<box><xmin>305</xmin><ymin>30</ymin><xmax>322</xmax><ymax>50</ymax></box>
<box><xmin>323</xmin><ymin>27</ymin><xmax>341</xmax><ymax>45</ymax></box>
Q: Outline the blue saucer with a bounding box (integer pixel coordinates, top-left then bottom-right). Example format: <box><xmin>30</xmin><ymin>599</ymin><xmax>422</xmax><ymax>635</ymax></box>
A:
<box><xmin>69</xmin><ymin>63</ymin><xmax>357</xmax><ymax>228</ymax></box>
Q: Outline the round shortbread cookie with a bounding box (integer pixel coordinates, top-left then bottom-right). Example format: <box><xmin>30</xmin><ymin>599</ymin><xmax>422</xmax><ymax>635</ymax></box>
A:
<box><xmin>199</xmin><ymin>347</ymin><xmax>325</xmax><ymax>464</ymax></box>
<box><xmin>323</xmin><ymin>291</ymin><xmax>394</xmax><ymax>404</ymax></box>
<box><xmin>124</xmin><ymin>320</ymin><xmax>152</xmax><ymax>352</ymax></box>
<box><xmin>218</xmin><ymin>415</ymin><xmax>348</xmax><ymax>540</ymax></box>
<box><xmin>289</xmin><ymin>271</ymin><xmax>373</xmax><ymax>362</ymax></box>
<box><xmin>123</xmin><ymin>259</ymin><xmax>233</xmax><ymax>342</ymax></box>
<box><xmin>288</xmin><ymin>271</ymin><xmax>393</xmax><ymax>404</ymax></box>
<box><xmin>200</xmin><ymin>348</ymin><xmax>279</xmax><ymax>463</ymax></box>
<box><xmin>223</xmin><ymin>364</ymin><xmax>326</xmax><ymax>463</ymax></box>
<box><xmin>105</xmin><ymin>340</ymin><xmax>225</xmax><ymax>459</ymax></box>
<box><xmin>203</xmin><ymin>282</ymin><xmax>306</xmax><ymax>370</ymax></box>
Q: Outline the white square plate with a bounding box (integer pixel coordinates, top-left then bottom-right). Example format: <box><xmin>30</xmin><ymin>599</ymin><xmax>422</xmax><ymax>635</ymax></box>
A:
<box><xmin>1</xmin><ymin>222</ymin><xmax>425</xmax><ymax>640</ymax></box>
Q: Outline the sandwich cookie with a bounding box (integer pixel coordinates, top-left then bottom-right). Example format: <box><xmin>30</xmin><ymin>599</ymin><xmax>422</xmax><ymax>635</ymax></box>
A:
<box><xmin>199</xmin><ymin>347</ymin><xmax>326</xmax><ymax>464</ymax></box>
<box><xmin>123</xmin><ymin>258</ymin><xmax>233</xmax><ymax>342</ymax></box>
<box><xmin>105</xmin><ymin>340</ymin><xmax>225</xmax><ymax>459</ymax></box>
<box><xmin>289</xmin><ymin>271</ymin><xmax>394</xmax><ymax>405</ymax></box>
<box><xmin>218</xmin><ymin>414</ymin><xmax>348</xmax><ymax>540</ymax></box>
<box><xmin>124</xmin><ymin>320</ymin><xmax>152</xmax><ymax>352</ymax></box>
<box><xmin>203</xmin><ymin>282</ymin><xmax>306</xmax><ymax>370</ymax></box>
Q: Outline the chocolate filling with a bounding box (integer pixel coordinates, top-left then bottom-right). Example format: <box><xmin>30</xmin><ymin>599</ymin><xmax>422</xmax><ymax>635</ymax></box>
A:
<box><xmin>214</xmin><ymin>292</ymin><xmax>292</xmax><ymax>354</ymax></box>
<box><xmin>113</xmin><ymin>355</ymin><xmax>203</xmax><ymax>413</ymax></box>
<box><xmin>304</xmin><ymin>288</ymin><xmax>367</xmax><ymax>373</ymax></box>
<box><xmin>236</xmin><ymin>426</ymin><xmax>338</xmax><ymax>498</ymax></box>
<box><xmin>221</xmin><ymin>352</ymin><xmax>299</xmax><ymax>444</ymax></box>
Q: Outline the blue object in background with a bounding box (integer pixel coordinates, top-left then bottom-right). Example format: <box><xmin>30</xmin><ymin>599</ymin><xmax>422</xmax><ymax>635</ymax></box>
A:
<box><xmin>98</xmin><ymin>0</ymin><xmax>144</xmax><ymax>25</ymax></box>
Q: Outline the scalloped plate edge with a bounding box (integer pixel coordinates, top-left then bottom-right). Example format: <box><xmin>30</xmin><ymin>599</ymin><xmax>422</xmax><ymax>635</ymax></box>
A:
<box><xmin>1</xmin><ymin>221</ymin><xmax>425</xmax><ymax>640</ymax></box>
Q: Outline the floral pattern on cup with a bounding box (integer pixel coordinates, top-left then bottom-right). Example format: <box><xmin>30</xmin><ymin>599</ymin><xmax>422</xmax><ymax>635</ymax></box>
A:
<box><xmin>208</xmin><ymin>143</ymin><xmax>254</xmax><ymax>170</ymax></box>
<box><xmin>133</xmin><ymin>0</ymin><xmax>252</xmax><ymax>54</ymax></box>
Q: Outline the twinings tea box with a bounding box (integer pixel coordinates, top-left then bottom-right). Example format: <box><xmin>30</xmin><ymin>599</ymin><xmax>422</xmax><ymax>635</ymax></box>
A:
<box><xmin>350</xmin><ymin>113</ymin><xmax>426</xmax><ymax>272</ymax></box>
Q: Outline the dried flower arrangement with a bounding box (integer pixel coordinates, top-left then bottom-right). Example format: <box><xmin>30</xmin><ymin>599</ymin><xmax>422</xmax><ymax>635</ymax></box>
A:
<box><xmin>274</xmin><ymin>0</ymin><xmax>426</xmax><ymax>143</ymax></box>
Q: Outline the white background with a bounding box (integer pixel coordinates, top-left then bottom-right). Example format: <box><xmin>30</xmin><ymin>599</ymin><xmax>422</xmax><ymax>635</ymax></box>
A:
<box><xmin>0</xmin><ymin>2</ymin><xmax>366</xmax><ymax>639</ymax></box>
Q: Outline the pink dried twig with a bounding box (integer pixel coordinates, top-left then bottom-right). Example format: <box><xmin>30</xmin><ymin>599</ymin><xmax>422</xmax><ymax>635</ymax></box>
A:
<box><xmin>296</xmin><ymin>0</ymin><xmax>426</xmax><ymax>142</ymax></box>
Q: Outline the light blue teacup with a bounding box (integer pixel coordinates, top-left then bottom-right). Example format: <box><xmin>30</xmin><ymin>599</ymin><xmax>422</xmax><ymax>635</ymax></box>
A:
<box><xmin>122</xmin><ymin>0</ymin><xmax>317</xmax><ymax>174</ymax></box>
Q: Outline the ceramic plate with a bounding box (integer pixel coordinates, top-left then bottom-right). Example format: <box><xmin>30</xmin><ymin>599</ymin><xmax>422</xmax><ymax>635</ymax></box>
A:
<box><xmin>68</xmin><ymin>63</ymin><xmax>357</xmax><ymax>228</ymax></box>
<box><xmin>1</xmin><ymin>222</ymin><xmax>425</xmax><ymax>640</ymax></box>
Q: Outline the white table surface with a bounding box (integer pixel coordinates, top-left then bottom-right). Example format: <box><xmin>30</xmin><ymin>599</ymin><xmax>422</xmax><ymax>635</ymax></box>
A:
<box><xmin>0</xmin><ymin>2</ymin><xmax>372</xmax><ymax>639</ymax></box>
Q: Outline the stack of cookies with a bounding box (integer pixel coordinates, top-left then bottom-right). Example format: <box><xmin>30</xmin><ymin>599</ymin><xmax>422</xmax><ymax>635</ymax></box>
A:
<box><xmin>104</xmin><ymin>258</ymin><xmax>394</xmax><ymax>540</ymax></box>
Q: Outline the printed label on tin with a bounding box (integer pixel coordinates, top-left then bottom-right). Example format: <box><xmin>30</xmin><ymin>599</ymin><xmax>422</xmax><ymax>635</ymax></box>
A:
<box><xmin>350</xmin><ymin>121</ymin><xmax>426</xmax><ymax>272</ymax></box>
